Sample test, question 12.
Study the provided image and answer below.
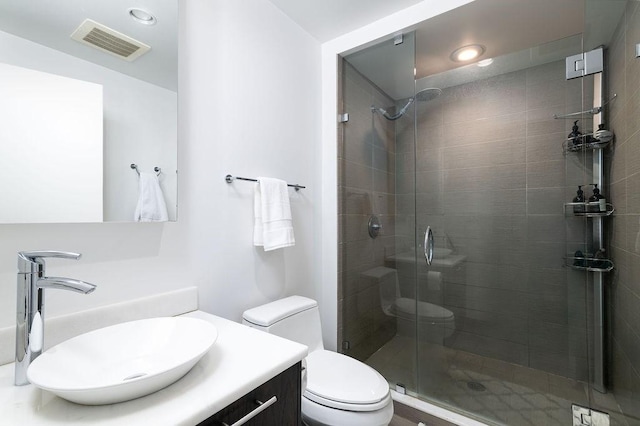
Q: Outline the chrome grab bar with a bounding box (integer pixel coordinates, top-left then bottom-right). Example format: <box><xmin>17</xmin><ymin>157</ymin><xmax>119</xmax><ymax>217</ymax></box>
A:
<box><xmin>424</xmin><ymin>227</ymin><xmax>434</xmax><ymax>266</ymax></box>
<box><xmin>222</xmin><ymin>396</ymin><xmax>278</xmax><ymax>426</ymax></box>
<box><xmin>552</xmin><ymin>93</ymin><xmax>617</xmax><ymax>119</ymax></box>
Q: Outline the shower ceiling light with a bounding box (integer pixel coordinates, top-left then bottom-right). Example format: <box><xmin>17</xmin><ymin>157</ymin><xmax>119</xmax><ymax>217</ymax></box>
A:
<box><xmin>450</xmin><ymin>44</ymin><xmax>485</xmax><ymax>62</ymax></box>
<box><xmin>477</xmin><ymin>58</ymin><xmax>494</xmax><ymax>67</ymax></box>
<box><xmin>129</xmin><ymin>8</ymin><xmax>157</xmax><ymax>25</ymax></box>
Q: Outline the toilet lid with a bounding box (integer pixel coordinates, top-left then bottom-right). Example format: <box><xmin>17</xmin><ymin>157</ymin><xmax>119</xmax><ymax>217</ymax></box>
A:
<box><xmin>394</xmin><ymin>298</ymin><xmax>455</xmax><ymax>321</ymax></box>
<box><xmin>305</xmin><ymin>350</ymin><xmax>389</xmax><ymax>406</ymax></box>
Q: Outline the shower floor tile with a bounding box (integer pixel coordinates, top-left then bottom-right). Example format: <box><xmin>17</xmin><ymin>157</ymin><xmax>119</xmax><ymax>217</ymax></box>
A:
<box><xmin>366</xmin><ymin>335</ymin><xmax>627</xmax><ymax>426</ymax></box>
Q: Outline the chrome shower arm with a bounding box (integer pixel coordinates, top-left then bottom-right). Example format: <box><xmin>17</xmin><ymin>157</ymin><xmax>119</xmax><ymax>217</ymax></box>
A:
<box><xmin>371</xmin><ymin>97</ymin><xmax>415</xmax><ymax>121</ymax></box>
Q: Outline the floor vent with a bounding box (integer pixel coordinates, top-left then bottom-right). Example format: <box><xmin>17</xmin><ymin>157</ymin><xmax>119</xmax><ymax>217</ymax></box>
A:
<box><xmin>71</xmin><ymin>19</ymin><xmax>150</xmax><ymax>61</ymax></box>
<box><xmin>467</xmin><ymin>381</ymin><xmax>486</xmax><ymax>392</ymax></box>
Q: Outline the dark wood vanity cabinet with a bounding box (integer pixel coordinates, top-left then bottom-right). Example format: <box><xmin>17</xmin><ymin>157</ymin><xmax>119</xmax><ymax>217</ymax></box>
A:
<box><xmin>197</xmin><ymin>362</ymin><xmax>302</xmax><ymax>426</ymax></box>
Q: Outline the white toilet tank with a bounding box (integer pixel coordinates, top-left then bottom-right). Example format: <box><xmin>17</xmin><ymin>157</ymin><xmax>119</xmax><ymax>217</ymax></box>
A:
<box><xmin>242</xmin><ymin>296</ymin><xmax>324</xmax><ymax>353</ymax></box>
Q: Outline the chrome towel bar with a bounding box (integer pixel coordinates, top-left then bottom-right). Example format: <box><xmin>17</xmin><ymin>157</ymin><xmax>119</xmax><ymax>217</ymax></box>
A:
<box><xmin>225</xmin><ymin>174</ymin><xmax>305</xmax><ymax>191</ymax></box>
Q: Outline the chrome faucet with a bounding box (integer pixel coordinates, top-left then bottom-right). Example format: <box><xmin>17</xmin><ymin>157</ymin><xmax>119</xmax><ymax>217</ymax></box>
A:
<box><xmin>15</xmin><ymin>251</ymin><xmax>97</xmax><ymax>386</ymax></box>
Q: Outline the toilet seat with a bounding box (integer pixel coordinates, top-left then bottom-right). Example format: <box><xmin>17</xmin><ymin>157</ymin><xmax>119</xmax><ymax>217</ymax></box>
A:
<box><xmin>393</xmin><ymin>297</ymin><xmax>454</xmax><ymax>322</ymax></box>
<box><xmin>304</xmin><ymin>350</ymin><xmax>390</xmax><ymax>412</ymax></box>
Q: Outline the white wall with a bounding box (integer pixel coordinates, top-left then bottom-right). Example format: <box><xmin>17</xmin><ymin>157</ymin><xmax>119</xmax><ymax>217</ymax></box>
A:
<box><xmin>0</xmin><ymin>30</ymin><xmax>177</xmax><ymax>222</ymax></box>
<box><xmin>0</xmin><ymin>0</ymin><xmax>320</xmax><ymax>358</ymax></box>
<box><xmin>179</xmin><ymin>0</ymin><xmax>321</xmax><ymax>320</ymax></box>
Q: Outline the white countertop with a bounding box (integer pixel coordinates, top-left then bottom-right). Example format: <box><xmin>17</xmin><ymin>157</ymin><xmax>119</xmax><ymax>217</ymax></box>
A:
<box><xmin>0</xmin><ymin>311</ymin><xmax>308</xmax><ymax>425</ymax></box>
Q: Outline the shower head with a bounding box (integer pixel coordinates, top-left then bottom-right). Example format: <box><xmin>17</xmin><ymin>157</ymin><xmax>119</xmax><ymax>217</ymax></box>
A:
<box><xmin>415</xmin><ymin>87</ymin><xmax>442</xmax><ymax>102</ymax></box>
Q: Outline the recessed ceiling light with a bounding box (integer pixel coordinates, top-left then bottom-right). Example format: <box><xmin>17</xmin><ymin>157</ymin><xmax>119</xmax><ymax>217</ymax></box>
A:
<box><xmin>477</xmin><ymin>58</ymin><xmax>494</xmax><ymax>67</ymax></box>
<box><xmin>450</xmin><ymin>44</ymin><xmax>486</xmax><ymax>62</ymax></box>
<box><xmin>129</xmin><ymin>8</ymin><xmax>157</xmax><ymax>25</ymax></box>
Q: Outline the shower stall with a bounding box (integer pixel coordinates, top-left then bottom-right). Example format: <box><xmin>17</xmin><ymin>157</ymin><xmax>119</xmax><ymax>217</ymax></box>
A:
<box><xmin>337</xmin><ymin>1</ymin><xmax>640</xmax><ymax>425</ymax></box>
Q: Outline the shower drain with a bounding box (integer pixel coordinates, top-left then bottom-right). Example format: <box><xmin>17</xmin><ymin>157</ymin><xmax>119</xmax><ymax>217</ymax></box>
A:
<box><xmin>467</xmin><ymin>381</ymin><xmax>486</xmax><ymax>392</ymax></box>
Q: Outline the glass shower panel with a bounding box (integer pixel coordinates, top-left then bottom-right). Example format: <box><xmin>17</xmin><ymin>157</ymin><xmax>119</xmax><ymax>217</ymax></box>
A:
<box><xmin>338</xmin><ymin>33</ymin><xmax>418</xmax><ymax>393</ymax></box>
<box><xmin>337</xmin><ymin>2</ymin><xmax>640</xmax><ymax>424</ymax></box>
<box><xmin>413</xmin><ymin>35</ymin><xmax>597</xmax><ymax>425</ymax></box>
<box><xmin>583</xmin><ymin>1</ymin><xmax>640</xmax><ymax>424</ymax></box>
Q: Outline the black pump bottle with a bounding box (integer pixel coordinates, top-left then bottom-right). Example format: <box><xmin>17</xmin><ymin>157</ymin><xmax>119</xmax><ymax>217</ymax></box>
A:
<box><xmin>573</xmin><ymin>186</ymin><xmax>585</xmax><ymax>214</ymax></box>
<box><xmin>588</xmin><ymin>184</ymin><xmax>606</xmax><ymax>213</ymax></box>
<box><xmin>569</xmin><ymin>120</ymin><xmax>582</xmax><ymax>146</ymax></box>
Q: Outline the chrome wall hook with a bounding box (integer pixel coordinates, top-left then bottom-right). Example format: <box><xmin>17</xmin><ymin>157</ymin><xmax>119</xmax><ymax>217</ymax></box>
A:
<box><xmin>131</xmin><ymin>163</ymin><xmax>161</xmax><ymax>176</ymax></box>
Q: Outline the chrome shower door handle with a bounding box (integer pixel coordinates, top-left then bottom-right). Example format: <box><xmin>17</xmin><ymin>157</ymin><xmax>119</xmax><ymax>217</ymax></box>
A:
<box><xmin>424</xmin><ymin>226</ymin><xmax>434</xmax><ymax>266</ymax></box>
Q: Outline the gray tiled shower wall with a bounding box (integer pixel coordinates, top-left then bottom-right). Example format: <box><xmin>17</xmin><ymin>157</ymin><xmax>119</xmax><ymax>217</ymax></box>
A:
<box><xmin>606</xmin><ymin>1</ymin><xmax>640</xmax><ymax>422</ymax></box>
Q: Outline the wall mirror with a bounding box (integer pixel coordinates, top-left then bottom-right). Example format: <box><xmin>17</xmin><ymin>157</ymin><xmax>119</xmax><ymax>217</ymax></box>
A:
<box><xmin>0</xmin><ymin>0</ymin><xmax>178</xmax><ymax>223</ymax></box>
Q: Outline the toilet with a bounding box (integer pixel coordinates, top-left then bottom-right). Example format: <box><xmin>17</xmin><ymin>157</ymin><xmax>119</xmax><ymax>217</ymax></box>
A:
<box><xmin>372</xmin><ymin>266</ymin><xmax>456</xmax><ymax>342</ymax></box>
<box><xmin>242</xmin><ymin>296</ymin><xmax>394</xmax><ymax>426</ymax></box>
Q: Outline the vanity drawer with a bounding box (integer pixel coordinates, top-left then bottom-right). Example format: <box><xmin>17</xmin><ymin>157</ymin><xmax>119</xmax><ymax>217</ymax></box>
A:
<box><xmin>198</xmin><ymin>362</ymin><xmax>301</xmax><ymax>426</ymax></box>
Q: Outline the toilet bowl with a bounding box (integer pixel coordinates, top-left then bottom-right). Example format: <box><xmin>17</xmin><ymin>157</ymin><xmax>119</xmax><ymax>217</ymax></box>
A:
<box><xmin>242</xmin><ymin>296</ymin><xmax>394</xmax><ymax>426</ymax></box>
<box><xmin>369</xmin><ymin>266</ymin><xmax>456</xmax><ymax>341</ymax></box>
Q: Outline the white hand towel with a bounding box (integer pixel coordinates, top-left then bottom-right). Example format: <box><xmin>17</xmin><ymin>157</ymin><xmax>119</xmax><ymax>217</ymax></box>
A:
<box><xmin>253</xmin><ymin>177</ymin><xmax>295</xmax><ymax>251</ymax></box>
<box><xmin>134</xmin><ymin>172</ymin><xmax>169</xmax><ymax>222</ymax></box>
<box><xmin>253</xmin><ymin>184</ymin><xmax>264</xmax><ymax>246</ymax></box>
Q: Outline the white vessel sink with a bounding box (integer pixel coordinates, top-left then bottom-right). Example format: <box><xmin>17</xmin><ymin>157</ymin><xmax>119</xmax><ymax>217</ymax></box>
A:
<box><xmin>27</xmin><ymin>317</ymin><xmax>218</xmax><ymax>405</ymax></box>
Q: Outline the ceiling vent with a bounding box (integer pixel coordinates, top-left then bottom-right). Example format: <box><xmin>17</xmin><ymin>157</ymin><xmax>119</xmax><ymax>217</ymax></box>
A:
<box><xmin>71</xmin><ymin>19</ymin><xmax>150</xmax><ymax>62</ymax></box>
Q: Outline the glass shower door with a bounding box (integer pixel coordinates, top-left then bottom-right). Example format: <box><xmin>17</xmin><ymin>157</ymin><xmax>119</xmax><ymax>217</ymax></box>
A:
<box><xmin>412</xmin><ymin>34</ymin><xmax>598</xmax><ymax>425</ymax></box>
